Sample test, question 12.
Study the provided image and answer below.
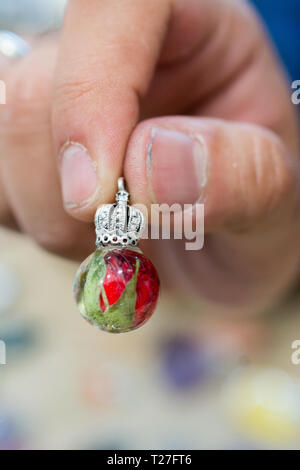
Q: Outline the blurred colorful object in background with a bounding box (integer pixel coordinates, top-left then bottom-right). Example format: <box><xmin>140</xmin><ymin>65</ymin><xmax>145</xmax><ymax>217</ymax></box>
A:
<box><xmin>0</xmin><ymin>412</ymin><xmax>23</xmax><ymax>450</ymax></box>
<box><xmin>0</xmin><ymin>0</ymin><xmax>66</xmax><ymax>33</ymax></box>
<box><xmin>79</xmin><ymin>361</ymin><xmax>140</xmax><ymax>410</ymax></box>
<box><xmin>251</xmin><ymin>0</ymin><xmax>300</xmax><ymax>81</ymax></box>
<box><xmin>222</xmin><ymin>367</ymin><xmax>300</xmax><ymax>445</ymax></box>
<box><xmin>159</xmin><ymin>335</ymin><xmax>210</xmax><ymax>390</ymax></box>
<box><xmin>158</xmin><ymin>320</ymin><xmax>264</xmax><ymax>392</ymax></box>
<box><xmin>0</xmin><ymin>320</ymin><xmax>37</xmax><ymax>356</ymax></box>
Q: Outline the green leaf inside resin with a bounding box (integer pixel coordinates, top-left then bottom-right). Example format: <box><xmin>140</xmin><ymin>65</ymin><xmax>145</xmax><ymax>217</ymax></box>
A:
<box><xmin>83</xmin><ymin>249</ymin><xmax>140</xmax><ymax>332</ymax></box>
<box><xmin>82</xmin><ymin>249</ymin><xmax>106</xmax><ymax>325</ymax></box>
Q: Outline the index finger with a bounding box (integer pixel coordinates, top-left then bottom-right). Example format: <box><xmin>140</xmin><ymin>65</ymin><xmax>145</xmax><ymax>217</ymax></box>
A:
<box><xmin>52</xmin><ymin>0</ymin><xmax>171</xmax><ymax>221</ymax></box>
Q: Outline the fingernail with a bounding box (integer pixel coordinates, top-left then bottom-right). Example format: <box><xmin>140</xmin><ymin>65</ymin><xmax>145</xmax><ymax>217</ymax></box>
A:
<box><xmin>59</xmin><ymin>142</ymin><xmax>98</xmax><ymax>209</ymax></box>
<box><xmin>147</xmin><ymin>128</ymin><xmax>208</xmax><ymax>206</ymax></box>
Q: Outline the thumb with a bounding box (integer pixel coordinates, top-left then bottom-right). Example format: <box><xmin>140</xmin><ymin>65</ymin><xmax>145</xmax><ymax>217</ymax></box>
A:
<box><xmin>124</xmin><ymin>117</ymin><xmax>298</xmax><ymax>232</ymax></box>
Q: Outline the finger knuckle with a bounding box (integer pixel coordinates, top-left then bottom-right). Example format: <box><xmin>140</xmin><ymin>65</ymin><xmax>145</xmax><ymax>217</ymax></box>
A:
<box><xmin>251</xmin><ymin>130</ymin><xmax>293</xmax><ymax>212</ymax></box>
<box><xmin>53</xmin><ymin>70</ymin><xmax>108</xmax><ymax>118</ymax></box>
<box><xmin>270</xmin><ymin>138</ymin><xmax>294</xmax><ymax>203</ymax></box>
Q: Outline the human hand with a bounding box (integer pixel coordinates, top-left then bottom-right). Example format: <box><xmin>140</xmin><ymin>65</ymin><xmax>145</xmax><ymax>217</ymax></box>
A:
<box><xmin>0</xmin><ymin>0</ymin><xmax>299</xmax><ymax>313</ymax></box>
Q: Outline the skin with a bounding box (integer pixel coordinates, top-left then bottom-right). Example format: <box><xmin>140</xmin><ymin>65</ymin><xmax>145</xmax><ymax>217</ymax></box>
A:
<box><xmin>0</xmin><ymin>0</ymin><xmax>299</xmax><ymax>315</ymax></box>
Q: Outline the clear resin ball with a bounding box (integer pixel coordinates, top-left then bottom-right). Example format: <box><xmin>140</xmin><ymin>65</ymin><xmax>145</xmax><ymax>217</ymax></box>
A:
<box><xmin>74</xmin><ymin>247</ymin><xmax>160</xmax><ymax>333</ymax></box>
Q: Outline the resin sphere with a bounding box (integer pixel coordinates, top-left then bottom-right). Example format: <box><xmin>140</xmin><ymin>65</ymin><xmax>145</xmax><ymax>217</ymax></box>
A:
<box><xmin>74</xmin><ymin>247</ymin><xmax>160</xmax><ymax>333</ymax></box>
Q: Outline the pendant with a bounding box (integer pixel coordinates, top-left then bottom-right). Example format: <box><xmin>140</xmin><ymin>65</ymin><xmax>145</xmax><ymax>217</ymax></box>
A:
<box><xmin>74</xmin><ymin>177</ymin><xmax>160</xmax><ymax>333</ymax></box>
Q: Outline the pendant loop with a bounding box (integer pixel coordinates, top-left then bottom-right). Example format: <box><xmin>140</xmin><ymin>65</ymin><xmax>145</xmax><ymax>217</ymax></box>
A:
<box><xmin>118</xmin><ymin>176</ymin><xmax>126</xmax><ymax>192</ymax></box>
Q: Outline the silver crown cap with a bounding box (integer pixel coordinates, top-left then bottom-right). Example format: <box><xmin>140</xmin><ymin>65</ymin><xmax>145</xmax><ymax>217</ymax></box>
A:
<box><xmin>94</xmin><ymin>177</ymin><xmax>144</xmax><ymax>248</ymax></box>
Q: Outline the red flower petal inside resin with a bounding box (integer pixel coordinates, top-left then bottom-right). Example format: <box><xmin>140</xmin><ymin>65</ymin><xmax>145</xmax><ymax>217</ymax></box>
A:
<box><xmin>99</xmin><ymin>250</ymin><xmax>134</xmax><ymax>311</ymax></box>
<box><xmin>99</xmin><ymin>249</ymin><xmax>160</xmax><ymax>329</ymax></box>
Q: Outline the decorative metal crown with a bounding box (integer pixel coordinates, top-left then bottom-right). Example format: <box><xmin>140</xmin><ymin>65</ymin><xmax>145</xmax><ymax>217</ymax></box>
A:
<box><xmin>94</xmin><ymin>177</ymin><xmax>144</xmax><ymax>248</ymax></box>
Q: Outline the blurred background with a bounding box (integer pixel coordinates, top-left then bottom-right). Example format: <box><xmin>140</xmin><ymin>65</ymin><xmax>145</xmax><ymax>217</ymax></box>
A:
<box><xmin>0</xmin><ymin>0</ymin><xmax>300</xmax><ymax>451</ymax></box>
